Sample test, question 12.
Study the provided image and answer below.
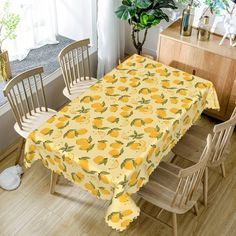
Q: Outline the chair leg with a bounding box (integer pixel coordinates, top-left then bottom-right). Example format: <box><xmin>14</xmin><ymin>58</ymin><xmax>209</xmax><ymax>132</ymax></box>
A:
<box><xmin>15</xmin><ymin>138</ymin><xmax>25</xmax><ymax>165</ymax></box>
<box><xmin>220</xmin><ymin>162</ymin><xmax>226</xmax><ymax>178</ymax></box>
<box><xmin>170</xmin><ymin>154</ymin><xmax>177</xmax><ymax>164</ymax></box>
<box><xmin>203</xmin><ymin>167</ymin><xmax>208</xmax><ymax>207</ymax></box>
<box><xmin>50</xmin><ymin>171</ymin><xmax>58</xmax><ymax>194</ymax></box>
<box><xmin>172</xmin><ymin>213</ymin><xmax>178</xmax><ymax>236</ymax></box>
<box><xmin>194</xmin><ymin>202</ymin><xmax>199</xmax><ymax>216</ymax></box>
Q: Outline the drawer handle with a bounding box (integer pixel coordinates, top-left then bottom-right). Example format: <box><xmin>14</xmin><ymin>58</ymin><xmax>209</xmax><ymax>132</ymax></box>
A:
<box><xmin>192</xmin><ymin>69</ymin><xmax>196</xmax><ymax>75</ymax></box>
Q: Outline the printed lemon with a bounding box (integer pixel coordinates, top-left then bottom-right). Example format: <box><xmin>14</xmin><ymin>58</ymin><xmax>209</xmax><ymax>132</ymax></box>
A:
<box><xmin>129</xmin><ymin>142</ymin><xmax>141</xmax><ymax>150</ymax></box>
<box><xmin>58</xmin><ymin>163</ymin><xmax>66</xmax><ymax>172</ymax></box>
<box><xmin>182</xmin><ymin>103</ymin><xmax>190</xmax><ymax>109</ymax></box>
<box><xmin>47</xmin><ymin>156</ymin><xmax>55</xmax><ymax>165</ymax></box>
<box><xmin>120</xmin><ymin>77</ymin><xmax>127</xmax><ymax>83</ymax></box>
<box><xmin>90</xmin><ymin>84</ymin><xmax>100</xmax><ymax>91</ymax></box>
<box><xmin>170</xmin><ymin>97</ymin><xmax>178</xmax><ymax>104</ymax></box>
<box><xmin>92</xmin><ymin>95</ymin><xmax>101</xmax><ymax>100</ymax></box>
<box><xmin>97</xmin><ymin>141</ymin><xmax>107</xmax><ymax>150</ymax></box>
<box><xmin>143</xmin><ymin>118</ymin><xmax>153</xmax><ymax>124</ymax></box>
<box><xmin>128</xmin><ymin>70</ymin><xmax>136</xmax><ymax>76</ymax></box>
<box><xmin>134</xmin><ymin>157</ymin><xmax>143</xmax><ymax>166</ymax></box>
<box><xmin>60</xmin><ymin>106</ymin><xmax>69</xmax><ymax>112</ymax></box>
<box><xmin>119</xmin><ymin>96</ymin><xmax>129</xmax><ymax>103</ymax></box>
<box><xmin>110</xmin><ymin>142</ymin><xmax>122</xmax><ymax>149</ymax></box>
<box><xmin>109</xmin><ymin>149</ymin><xmax>120</xmax><ymax>157</ymax></box>
<box><xmin>156</xmin><ymin>109</ymin><xmax>167</xmax><ymax>118</ymax></box>
<box><xmin>107</xmin><ymin>116</ymin><xmax>118</xmax><ymax>123</ymax></box>
<box><xmin>56</xmin><ymin>122</ymin><xmax>66</xmax><ymax>129</ymax></box>
<box><xmin>146</xmin><ymin>63</ymin><xmax>155</xmax><ymax>69</ymax></box>
<box><xmin>74</xmin><ymin>116</ymin><xmax>86</xmax><ymax>123</ymax></box>
<box><xmin>28</xmin><ymin>145</ymin><xmax>36</xmax><ymax>153</ymax></box>
<box><xmin>129</xmin><ymin>172</ymin><xmax>138</xmax><ymax>186</ymax></box>
<box><xmin>47</xmin><ymin>116</ymin><xmax>55</xmax><ymax>124</ymax></box>
<box><xmin>66</xmin><ymin>130</ymin><xmax>76</xmax><ymax>139</ymax></box>
<box><xmin>110</xmin><ymin>105</ymin><xmax>118</xmax><ymax>112</ymax></box>
<box><xmin>170</xmin><ymin>108</ymin><xmax>180</xmax><ymax>114</ymax></box>
<box><xmin>150</xmin><ymin>88</ymin><xmax>159</xmax><ymax>93</ymax></box>
<box><xmin>117</xmin><ymin>192</ymin><xmax>129</xmax><ymax>203</ymax></box>
<box><xmin>139</xmin><ymin>88</ymin><xmax>149</xmax><ymax>95</ymax></box>
<box><xmin>93</xmin><ymin>155</ymin><xmax>105</xmax><ymax>165</ymax></box>
<box><xmin>151</xmin><ymin>95</ymin><xmax>165</xmax><ymax>104</ymax></box>
<box><xmin>173</xmin><ymin>79</ymin><xmax>182</xmax><ymax>85</ymax></box>
<box><xmin>138</xmin><ymin>106</ymin><xmax>149</xmax><ymax>113</ymax></box>
<box><xmin>104</xmin><ymin>75</ymin><xmax>115</xmax><ymax>83</ymax></box>
<box><xmin>173</xmin><ymin>71</ymin><xmax>180</xmax><ymax>77</ymax></box>
<box><xmin>79</xmin><ymin>159</ymin><xmax>89</xmax><ymax>171</ymax></box>
<box><xmin>121</xmin><ymin>105</ymin><xmax>132</xmax><ymax>111</ymax></box>
<box><xmin>81</xmin><ymin>96</ymin><xmax>92</xmax><ymax>103</ymax></box>
<box><xmin>76</xmin><ymin>138</ymin><xmax>89</xmax><ymax>145</ymax></box>
<box><xmin>132</xmin><ymin>119</ymin><xmax>142</xmax><ymax>127</ymax></box>
<box><xmin>162</xmin><ymin>81</ymin><xmax>170</xmax><ymax>88</ymax></box>
<box><xmin>64</xmin><ymin>156</ymin><xmax>73</xmax><ymax>165</ymax></box>
<box><xmin>77</xmin><ymin>129</ymin><xmax>88</xmax><ymax>135</ymax></box>
<box><xmin>100</xmin><ymin>173</ymin><xmax>110</xmax><ymax>184</ymax></box>
<box><xmin>124</xmin><ymin>160</ymin><xmax>134</xmax><ymax>170</ymax></box>
<box><xmin>93</xmin><ymin>118</ymin><xmax>103</xmax><ymax>129</ymax></box>
<box><xmin>58</xmin><ymin>116</ymin><xmax>69</xmax><ymax>122</ymax></box>
<box><xmin>111</xmin><ymin>213</ymin><xmax>120</xmax><ymax>223</ymax></box>
<box><xmin>177</xmin><ymin>89</ymin><xmax>187</xmax><ymax>96</ymax></box>
<box><xmin>120</xmin><ymin>111</ymin><xmax>131</xmax><ymax>118</ymax></box>
<box><xmin>106</xmin><ymin>87</ymin><xmax>114</xmax><ymax>95</ymax></box>
<box><xmin>121</xmin><ymin>210</ymin><xmax>133</xmax><ymax>217</ymax></box>
<box><xmin>109</xmin><ymin>129</ymin><xmax>119</xmax><ymax>138</ymax></box>
<box><xmin>85</xmin><ymin>182</ymin><xmax>95</xmax><ymax>191</ymax></box>
<box><xmin>100</xmin><ymin>188</ymin><xmax>110</xmax><ymax>195</ymax></box>
<box><xmin>118</xmin><ymin>86</ymin><xmax>127</xmax><ymax>91</ymax></box>
<box><xmin>44</xmin><ymin>143</ymin><xmax>52</xmax><ymax>152</ymax></box>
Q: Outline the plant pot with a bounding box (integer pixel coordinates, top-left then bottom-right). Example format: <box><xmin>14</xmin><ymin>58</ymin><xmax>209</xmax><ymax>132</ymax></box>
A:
<box><xmin>0</xmin><ymin>50</ymin><xmax>12</xmax><ymax>81</ymax></box>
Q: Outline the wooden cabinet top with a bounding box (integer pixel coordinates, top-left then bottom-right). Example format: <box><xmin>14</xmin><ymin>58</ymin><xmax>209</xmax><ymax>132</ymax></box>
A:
<box><xmin>160</xmin><ymin>20</ymin><xmax>236</xmax><ymax>60</ymax></box>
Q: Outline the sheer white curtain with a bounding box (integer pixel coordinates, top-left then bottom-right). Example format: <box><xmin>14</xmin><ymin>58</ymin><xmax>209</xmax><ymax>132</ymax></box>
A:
<box><xmin>97</xmin><ymin>0</ymin><xmax>125</xmax><ymax>79</ymax></box>
<box><xmin>2</xmin><ymin>0</ymin><xmax>58</xmax><ymax>61</ymax></box>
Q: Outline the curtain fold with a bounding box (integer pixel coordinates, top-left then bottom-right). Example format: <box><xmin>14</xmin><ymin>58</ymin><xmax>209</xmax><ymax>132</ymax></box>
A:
<box><xmin>97</xmin><ymin>0</ymin><xmax>125</xmax><ymax>79</ymax></box>
<box><xmin>2</xmin><ymin>0</ymin><xmax>58</xmax><ymax>61</ymax></box>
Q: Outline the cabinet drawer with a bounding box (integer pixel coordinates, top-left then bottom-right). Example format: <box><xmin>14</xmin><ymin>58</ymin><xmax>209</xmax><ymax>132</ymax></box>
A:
<box><xmin>158</xmin><ymin>37</ymin><xmax>236</xmax><ymax>119</ymax></box>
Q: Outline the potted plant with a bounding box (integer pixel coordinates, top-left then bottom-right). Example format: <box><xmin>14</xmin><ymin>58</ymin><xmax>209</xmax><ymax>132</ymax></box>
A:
<box><xmin>0</xmin><ymin>0</ymin><xmax>20</xmax><ymax>81</ymax></box>
<box><xmin>115</xmin><ymin>0</ymin><xmax>177</xmax><ymax>55</ymax></box>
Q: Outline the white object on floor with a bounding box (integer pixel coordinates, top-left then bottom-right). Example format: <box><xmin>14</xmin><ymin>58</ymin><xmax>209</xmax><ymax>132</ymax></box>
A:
<box><xmin>0</xmin><ymin>165</ymin><xmax>24</xmax><ymax>191</ymax></box>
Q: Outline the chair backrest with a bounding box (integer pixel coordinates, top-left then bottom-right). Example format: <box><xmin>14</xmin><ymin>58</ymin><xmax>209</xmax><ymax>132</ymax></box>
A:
<box><xmin>209</xmin><ymin>106</ymin><xmax>236</xmax><ymax>166</ymax></box>
<box><xmin>3</xmin><ymin>67</ymin><xmax>48</xmax><ymax>130</ymax></box>
<box><xmin>172</xmin><ymin>134</ymin><xmax>212</xmax><ymax>209</ymax></box>
<box><xmin>58</xmin><ymin>39</ymin><xmax>91</xmax><ymax>95</ymax></box>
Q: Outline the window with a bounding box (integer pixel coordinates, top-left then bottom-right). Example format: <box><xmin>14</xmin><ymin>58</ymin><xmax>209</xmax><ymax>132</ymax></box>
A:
<box><xmin>3</xmin><ymin>0</ymin><xmax>97</xmax><ymax>61</ymax></box>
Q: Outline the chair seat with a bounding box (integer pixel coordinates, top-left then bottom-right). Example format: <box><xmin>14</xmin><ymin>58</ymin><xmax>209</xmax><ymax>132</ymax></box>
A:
<box><xmin>63</xmin><ymin>77</ymin><xmax>97</xmax><ymax>100</ymax></box>
<box><xmin>14</xmin><ymin>108</ymin><xmax>56</xmax><ymax>139</ymax></box>
<box><xmin>172</xmin><ymin>125</ymin><xmax>211</xmax><ymax>164</ymax></box>
<box><xmin>139</xmin><ymin>162</ymin><xmax>202</xmax><ymax>214</ymax></box>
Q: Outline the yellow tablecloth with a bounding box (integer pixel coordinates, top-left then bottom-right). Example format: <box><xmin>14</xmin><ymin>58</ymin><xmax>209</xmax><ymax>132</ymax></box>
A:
<box><xmin>24</xmin><ymin>54</ymin><xmax>219</xmax><ymax>231</ymax></box>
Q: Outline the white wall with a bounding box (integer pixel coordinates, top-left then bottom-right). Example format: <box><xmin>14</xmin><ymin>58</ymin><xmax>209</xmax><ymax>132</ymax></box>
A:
<box><xmin>0</xmin><ymin>52</ymin><xmax>97</xmax><ymax>153</ymax></box>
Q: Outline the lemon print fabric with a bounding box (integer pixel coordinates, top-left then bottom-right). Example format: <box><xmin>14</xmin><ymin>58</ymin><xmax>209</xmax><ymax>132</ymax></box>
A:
<box><xmin>24</xmin><ymin>54</ymin><xmax>219</xmax><ymax>231</ymax></box>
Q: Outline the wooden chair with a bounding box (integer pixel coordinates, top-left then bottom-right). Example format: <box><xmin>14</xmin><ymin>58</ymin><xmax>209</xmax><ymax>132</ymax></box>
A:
<box><xmin>3</xmin><ymin>67</ymin><xmax>57</xmax><ymax>193</ymax></box>
<box><xmin>58</xmin><ymin>38</ymin><xmax>97</xmax><ymax>101</ymax></box>
<box><xmin>172</xmin><ymin>106</ymin><xmax>236</xmax><ymax>206</ymax></box>
<box><xmin>138</xmin><ymin>135</ymin><xmax>212</xmax><ymax>236</ymax></box>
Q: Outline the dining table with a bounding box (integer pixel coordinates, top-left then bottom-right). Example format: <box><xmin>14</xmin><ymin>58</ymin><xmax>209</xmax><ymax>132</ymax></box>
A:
<box><xmin>24</xmin><ymin>54</ymin><xmax>219</xmax><ymax>231</ymax></box>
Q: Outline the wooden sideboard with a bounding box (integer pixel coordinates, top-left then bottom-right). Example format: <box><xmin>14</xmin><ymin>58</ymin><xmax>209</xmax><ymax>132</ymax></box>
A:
<box><xmin>157</xmin><ymin>20</ymin><xmax>236</xmax><ymax>121</ymax></box>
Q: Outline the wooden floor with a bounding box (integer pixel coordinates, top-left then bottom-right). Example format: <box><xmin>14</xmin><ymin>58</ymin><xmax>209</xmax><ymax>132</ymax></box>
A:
<box><xmin>1</xmin><ymin>115</ymin><xmax>236</xmax><ymax>236</ymax></box>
